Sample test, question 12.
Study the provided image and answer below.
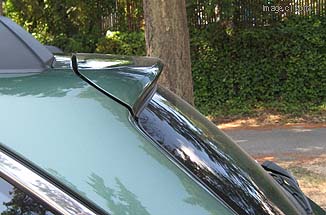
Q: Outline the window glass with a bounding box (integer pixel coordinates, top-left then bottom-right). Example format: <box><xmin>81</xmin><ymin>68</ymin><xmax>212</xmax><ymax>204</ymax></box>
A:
<box><xmin>138</xmin><ymin>86</ymin><xmax>299</xmax><ymax>215</ymax></box>
<box><xmin>0</xmin><ymin>176</ymin><xmax>58</xmax><ymax>215</ymax></box>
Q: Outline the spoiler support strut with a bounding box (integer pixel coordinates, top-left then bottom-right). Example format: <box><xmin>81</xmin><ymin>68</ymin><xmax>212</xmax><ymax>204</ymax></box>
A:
<box><xmin>71</xmin><ymin>54</ymin><xmax>135</xmax><ymax>118</ymax></box>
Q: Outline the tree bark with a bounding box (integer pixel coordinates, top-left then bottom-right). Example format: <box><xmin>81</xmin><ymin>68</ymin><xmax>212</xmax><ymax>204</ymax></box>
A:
<box><xmin>143</xmin><ymin>0</ymin><xmax>194</xmax><ymax>105</ymax></box>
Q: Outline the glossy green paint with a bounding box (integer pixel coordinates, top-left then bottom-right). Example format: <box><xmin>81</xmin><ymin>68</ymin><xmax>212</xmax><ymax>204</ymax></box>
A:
<box><xmin>0</xmin><ymin>68</ymin><xmax>233</xmax><ymax>215</ymax></box>
<box><xmin>54</xmin><ymin>54</ymin><xmax>163</xmax><ymax>113</ymax></box>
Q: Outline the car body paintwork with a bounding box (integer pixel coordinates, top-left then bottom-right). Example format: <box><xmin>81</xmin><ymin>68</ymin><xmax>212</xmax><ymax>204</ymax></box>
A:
<box><xmin>0</xmin><ymin>69</ymin><xmax>233</xmax><ymax>215</ymax></box>
<box><xmin>1</xmin><ymin>54</ymin><xmax>324</xmax><ymax>215</ymax></box>
<box><xmin>53</xmin><ymin>54</ymin><xmax>163</xmax><ymax>113</ymax></box>
<box><xmin>0</xmin><ymin>149</ymin><xmax>95</xmax><ymax>215</ymax></box>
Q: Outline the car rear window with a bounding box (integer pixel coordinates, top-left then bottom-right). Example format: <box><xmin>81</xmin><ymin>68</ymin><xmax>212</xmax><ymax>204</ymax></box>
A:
<box><xmin>138</xmin><ymin>86</ymin><xmax>300</xmax><ymax>215</ymax></box>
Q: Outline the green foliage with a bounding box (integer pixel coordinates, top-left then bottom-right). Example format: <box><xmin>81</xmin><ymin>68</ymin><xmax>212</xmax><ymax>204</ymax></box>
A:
<box><xmin>191</xmin><ymin>16</ymin><xmax>326</xmax><ymax>116</ymax></box>
<box><xmin>4</xmin><ymin>0</ymin><xmax>117</xmax><ymax>52</ymax></box>
<box><xmin>96</xmin><ymin>31</ymin><xmax>146</xmax><ymax>56</ymax></box>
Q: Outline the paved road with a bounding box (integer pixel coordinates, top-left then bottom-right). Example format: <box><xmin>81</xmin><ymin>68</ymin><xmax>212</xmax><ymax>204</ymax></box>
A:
<box><xmin>223</xmin><ymin>127</ymin><xmax>326</xmax><ymax>158</ymax></box>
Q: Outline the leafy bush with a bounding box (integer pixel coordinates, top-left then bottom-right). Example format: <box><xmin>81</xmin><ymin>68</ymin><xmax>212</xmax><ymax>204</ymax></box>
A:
<box><xmin>191</xmin><ymin>16</ymin><xmax>326</xmax><ymax>116</ymax></box>
<box><xmin>96</xmin><ymin>31</ymin><xmax>146</xmax><ymax>56</ymax></box>
<box><xmin>4</xmin><ymin>0</ymin><xmax>112</xmax><ymax>53</ymax></box>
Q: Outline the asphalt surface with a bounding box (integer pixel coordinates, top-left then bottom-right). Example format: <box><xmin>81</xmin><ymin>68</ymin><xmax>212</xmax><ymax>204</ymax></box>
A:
<box><xmin>223</xmin><ymin>127</ymin><xmax>326</xmax><ymax>158</ymax></box>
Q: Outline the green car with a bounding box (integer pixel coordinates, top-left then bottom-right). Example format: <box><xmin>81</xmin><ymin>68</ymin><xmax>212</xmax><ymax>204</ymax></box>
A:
<box><xmin>0</xmin><ymin>16</ymin><xmax>324</xmax><ymax>215</ymax></box>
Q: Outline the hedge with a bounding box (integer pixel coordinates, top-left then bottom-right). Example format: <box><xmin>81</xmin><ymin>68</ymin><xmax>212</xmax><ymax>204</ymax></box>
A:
<box><xmin>191</xmin><ymin>16</ymin><xmax>326</xmax><ymax>115</ymax></box>
<box><xmin>76</xmin><ymin>16</ymin><xmax>326</xmax><ymax>116</ymax></box>
<box><xmin>96</xmin><ymin>31</ymin><xmax>146</xmax><ymax>56</ymax></box>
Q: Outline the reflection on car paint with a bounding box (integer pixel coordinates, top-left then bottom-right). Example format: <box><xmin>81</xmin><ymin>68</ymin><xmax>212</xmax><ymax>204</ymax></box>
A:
<box><xmin>139</xmin><ymin>87</ymin><xmax>301</xmax><ymax>215</ymax></box>
<box><xmin>0</xmin><ymin>150</ymin><xmax>95</xmax><ymax>215</ymax></box>
<box><xmin>0</xmin><ymin>69</ymin><xmax>238</xmax><ymax>215</ymax></box>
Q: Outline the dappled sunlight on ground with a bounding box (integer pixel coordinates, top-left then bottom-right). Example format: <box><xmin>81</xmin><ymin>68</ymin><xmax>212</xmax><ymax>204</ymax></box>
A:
<box><xmin>211</xmin><ymin>113</ymin><xmax>326</xmax><ymax>130</ymax></box>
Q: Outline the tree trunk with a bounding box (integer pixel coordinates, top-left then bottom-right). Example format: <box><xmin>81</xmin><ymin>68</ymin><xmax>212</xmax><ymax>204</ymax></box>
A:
<box><xmin>143</xmin><ymin>0</ymin><xmax>194</xmax><ymax>105</ymax></box>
